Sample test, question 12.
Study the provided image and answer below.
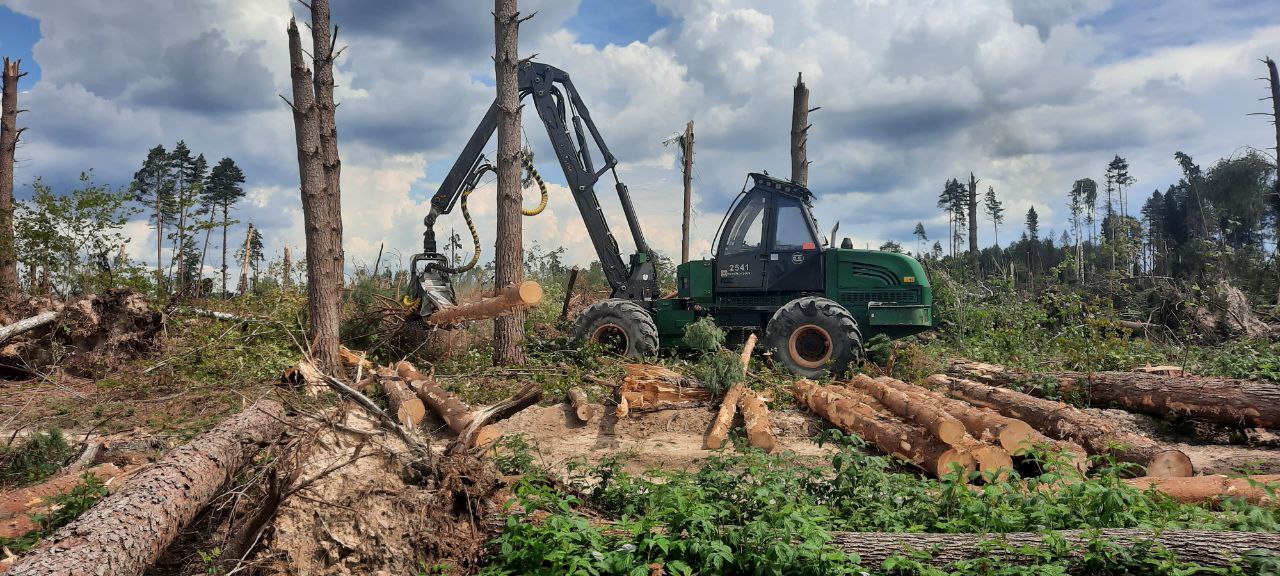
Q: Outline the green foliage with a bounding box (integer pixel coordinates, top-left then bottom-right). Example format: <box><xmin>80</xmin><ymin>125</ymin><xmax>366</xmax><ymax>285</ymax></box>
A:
<box><xmin>690</xmin><ymin>349</ymin><xmax>744</xmax><ymax>396</ymax></box>
<box><xmin>480</xmin><ymin>434</ymin><xmax>1276</xmax><ymax>575</ymax></box>
<box><xmin>16</xmin><ymin>172</ymin><xmax>138</xmax><ymax>295</ymax></box>
<box><xmin>0</xmin><ymin>473</ymin><xmax>110</xmax><ymax>553</ymax></box>
<box><xmin>682</xmin><ymin>317</ymin><xmax>725</xmax><ymax>353</ymax></box>
<box><xmin>0</xmin><ymin>428</ymin><xmax>74</xmax><ymax>488</ymax></box>
<box><xmin>492</xmin><ymin>434</ymin><xmax>536</xmax><ymax>476</ymax></box>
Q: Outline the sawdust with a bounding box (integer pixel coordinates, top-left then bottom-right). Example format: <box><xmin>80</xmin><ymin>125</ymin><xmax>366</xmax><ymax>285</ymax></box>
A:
<box><xmin>262</xmin><ymin>411</ymin><xmax>500</xmax><ymax>576</ymax></box>
<box><xmin>495</xmin><ymin>403</ymin><xmax>836</xmax><ymax>476</ymax></box>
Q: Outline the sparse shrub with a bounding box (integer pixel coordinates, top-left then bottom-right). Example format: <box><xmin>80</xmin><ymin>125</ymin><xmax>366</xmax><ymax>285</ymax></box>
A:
<box><xmin>0</xmin><ymin>428</ymin><xmax>74</xmax><ymax>488</ymax></box>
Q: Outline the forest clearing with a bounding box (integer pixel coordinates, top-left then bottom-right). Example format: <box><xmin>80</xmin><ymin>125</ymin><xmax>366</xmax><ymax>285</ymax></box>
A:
<box><xmin>2</xmin><ymin>0</ymin><xmax>1280</xmax><ymax>575</ymax></box>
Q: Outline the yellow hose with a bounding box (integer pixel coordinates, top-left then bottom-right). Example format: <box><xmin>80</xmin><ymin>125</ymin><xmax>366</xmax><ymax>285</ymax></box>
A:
<box><xmin>444</xmin><ymin>152</ymin><xmax>547</xmax><ymax>274</ymax></box>
<box><xmin>521</xmin><ymin>151</ymin><xmax>548</xmax><ymax>216</ymax></box>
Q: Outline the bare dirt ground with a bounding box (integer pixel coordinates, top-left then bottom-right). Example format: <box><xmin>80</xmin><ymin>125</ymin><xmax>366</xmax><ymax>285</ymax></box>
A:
<box><xmin>494</xmin><ymin>403</ymin><xmax>837</xmax><ymax>475</ymax></box>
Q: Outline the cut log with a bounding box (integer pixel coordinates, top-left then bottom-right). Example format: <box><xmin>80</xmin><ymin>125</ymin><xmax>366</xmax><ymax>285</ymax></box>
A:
<box><xmin>567</xmin><ymin>386</ymin><xmax>598</xmax><ymax>423</ymax></box>
<box><xmin>378</xmin><ymin>370</ymin><xmax>426</xmax><ymax>428</ymax></box>
<box><xmin>878</xmin><ymin>377</ymin><xmax>1088</xmax><ymax>474</ymax></box>
<box><xmin>1124</xmin><ymin>474</ymin><xmax>1280</xmax><ymax>506</ymax></box>
<box><xmin>338</xmin><ymin>345</ymin><xmax>373</xmax><ymax>370</ymax></box>
<box><xmin>829</xmin><ymin>529</ymin><xmax>1280</xmax><ymax>569</ymax></box>
<box><xmin>396</xmin><ymin>360</ymin><xmax>514</xmax><ymax>449</ymax></box>
<box><xmin>704</xmin><ymin>385</ymin><xmax>746</xmax><ymax>450</ymax></box>
<box><xmin>618</xmin><ymin>364</ymin><xmax>713</xmax><ymax>413</ymax></box>
<box><xmin>930</xmin><ymin>374</ymin><xmax>1194</xmax><ymax>477</ymax></box>
<box><xmin>6</xmin><ymin>400</ymin><xmax>287</xmax><ymax>576</ymax></box>
<box><xmin>739</xmin><ymin>333</ymin><xmax>757</xmax><ymax>372</ymax></box>
<box><xmin>454</xmin><ymin>381</ymin><xmax>542</xmax><ymax>451</ymax></box>
<box><xmin>737</xmin><ymin>389</ymin><xmax>777</xmax><ymax>453</ymax></box>
<box><xmin>847</xmin><ymin>375</ymin><xmax>975</xmax><ymax>449</ymax></box>
<box><xmin>0</xmin><ymin>311</ymin><xmax>58</xmax><ymax>345</ymax></box>
<box><xmin>424</xmin><ymin>281</ymin><xmax>543</xmax><ymax>326</ymax></box>
<box><xmin>794</xmin><ymin>380</ymin><xmax>974</xmax><ymax>478</ymax></box>
<box><xmin>950</xmin><ymin>360</ymin><xmax>1280</xmax><ymax>429</ymax></box>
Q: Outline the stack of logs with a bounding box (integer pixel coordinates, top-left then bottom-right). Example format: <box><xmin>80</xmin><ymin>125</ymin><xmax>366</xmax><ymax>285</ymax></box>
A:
<box><xmin>792</xmin><ymin>370</ymin><xmax>1203</xmax><ymax>481</ymax></box>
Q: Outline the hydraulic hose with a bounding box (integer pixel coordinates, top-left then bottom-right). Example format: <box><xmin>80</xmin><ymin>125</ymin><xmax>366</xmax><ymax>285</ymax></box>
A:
<box><xmin>437</xmin><ymin>152</ymin><xmax>549</xmax><ymax>274</ymax></box>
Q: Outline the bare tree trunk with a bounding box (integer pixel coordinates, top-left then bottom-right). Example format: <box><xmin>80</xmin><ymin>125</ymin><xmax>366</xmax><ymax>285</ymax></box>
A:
<box><xmin>221</xmin><ymin>203</ymin><xmax>229</xmax><ymax>295</ymax></box>
<box><xmin>281</xmin><ymin>245</ymin><xmax>291</xmax><ymax>294</ymax></box>
<box><xmin>238</xmin><ymin>223</ymin><xmax>253</xmax><ymax>296</ymax></box>
<box><xmin>790</xmin><ymin>73</ymin><xmax>810</xmax><ymax>187</ymax></box>
<box><xmin>680</xmin><ymin>120</ymin><xmax>693</xmax><ymax>264</ymax></box>
<box><xmin>287</xmin><ymin>5</ymin><xmax>344</xmax><ymax>375</ymax></box>
<box><xmin>968</xmin><ymin>172</ymin><xmax>979</xmax><ymax>279</ymax></box>
<box><xmin>0</xmin><ymin>58</ymin><xmax>24</xmax><ymax>299</ymax></box>
<box><xmin>6</xmin><ymin>400</ymin><xmax>287</xmax><ymax>576</ymax></box>
<box><xmin>492</xmin><ymin>0</ymin><xmax>526</xmax><ymax>365</ymax></box>
<box><xmin>1266</xmin><ymin>58</ymin><xmax>1279</xmax><ymax>197</ymax></box>
<box><xmin>197</xmin><ymin>217</ymin><xmax>213</xmax><ymax>296</ymax></box>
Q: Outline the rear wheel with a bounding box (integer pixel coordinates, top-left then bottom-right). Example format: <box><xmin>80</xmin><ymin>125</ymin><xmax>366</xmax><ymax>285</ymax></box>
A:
<box><xmin>570</xmin><ymin>299</ymin><xmax>659</xmax><ymax>358</ymax></box>
<box><xmin>766</xmin><ymin>296</ymin><xmax>862</xmax><ymax>377</ymax></box>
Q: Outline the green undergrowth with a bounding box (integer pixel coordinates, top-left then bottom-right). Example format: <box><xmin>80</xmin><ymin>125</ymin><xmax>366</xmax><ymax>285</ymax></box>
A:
<box><xmin>0</xmin><ymin>429</ymin><xmax>75</xmax><ymax>488</ymax></box>
<box><xmin>483</xmin><ymin>432</ymin><xmax>1280</xmax><ymax>575</ymax></box>
<box><xmin>0</xmin><ymin>473</ymin><xmax>110</xmax><ymax>554</ymax></box>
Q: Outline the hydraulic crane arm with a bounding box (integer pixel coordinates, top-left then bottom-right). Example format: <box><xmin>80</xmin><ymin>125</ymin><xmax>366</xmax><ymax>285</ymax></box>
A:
<box><xmin>411</xmin><ymin>62</ymin><xmax>658</xmax><ymax>317</ymax></box>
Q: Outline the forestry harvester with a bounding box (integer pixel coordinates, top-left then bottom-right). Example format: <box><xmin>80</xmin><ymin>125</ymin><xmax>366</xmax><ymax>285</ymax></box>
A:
<box><xmin>408</xmin><ymin>61</ymin><xmax>934</xmax><ymax>376</ymax></box>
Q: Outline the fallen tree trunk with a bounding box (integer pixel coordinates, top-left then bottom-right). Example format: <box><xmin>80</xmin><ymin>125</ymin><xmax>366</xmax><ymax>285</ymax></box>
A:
<box><xmin>379</xmin><ymin>369</ymin><xmax>426</xmax><ymax>428</ymax></box>
<box><xmin>737</xmin><ymin>389</ymin><xmax>777</xmax><ymax>453</ymax></box>
<box><xmin>567</xmin><ymin>386</ymin><xmax>599</xmax><ymax>423</ymax></box>
<box><xmin>396</xmin><ymin>361</ymin><xmax>507</xmax><ymax>448</ymax></box>
<box><xmin>794</xmin><ymin>380</ymin><xmax>974</xmax><ymax>478</ymax></box>
<box><xmin>618</xmin><ymin>364</ymin><xmax>713</xmax><ymax>413</ymax></box>
<box><xmin>7</xmin><ymin>400</ymin><xmax>287</xmax><ymax>576</ymax></box>
<box><xmin>704</xmin><ymin>385</ymin><xmax>745</xmax><ymax>450</ymax></box>
<box><xmin>739</xmin><ymin>333</ymin><xmax>757</xmax><ymax>372</ymax></box>
<box><xmin>1124</xmin><ymin>474</ymin><xmax>1280</xmax><ymax>505</ymax></box>
<box><xmin>424</xmin><ymin>281</ymin><xmax>542</xmax><ymax>326</ymax></box>
<box><xmin>950</xmin><ymin>360</ymin><xmax>1280</xmax><ymax>429</ymax></box>
<box><xmin>878</xmin><ymin>377</ymin><xmax>1088</xmax><ymax>474</ymax></box>
<box><xmin>0</xmin><ymin>311</ymin><xmax>57</xmax><ymax>345</ymax></box>
<box><xmin>829</xmin><ymin>528</ymin><xmax>1280</xmax><ymax>569</ymax></box>
<box><xmin>929</xmin><ymin>374</ymin><xmax>1194</xmax><ymax>477</ymax></box>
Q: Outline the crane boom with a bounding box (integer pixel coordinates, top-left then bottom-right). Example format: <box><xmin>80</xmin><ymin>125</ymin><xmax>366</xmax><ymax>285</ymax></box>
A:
<box><xmin>410</xmin><ymin>61</ymin><xmax>658</xmax><ymax>318</ymax></box>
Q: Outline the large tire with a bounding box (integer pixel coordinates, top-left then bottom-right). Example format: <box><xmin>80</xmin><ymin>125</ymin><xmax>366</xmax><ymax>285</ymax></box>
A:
<box><xmin>570</xmin><ymin>299</ymin><xmax>659</xmax><ymax>358</ymax></box>
<box><xmin>765</xmin><ymin>296</ymin><xmax>863</xmax><ymax>378</ymax></box>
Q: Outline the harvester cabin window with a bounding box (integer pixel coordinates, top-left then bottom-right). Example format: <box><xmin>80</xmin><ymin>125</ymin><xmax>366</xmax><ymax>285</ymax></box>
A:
<box><xmin>774</xmin><ymin>195</ymin><xmax>816</xmax><ymax>250</ymax></box>
<box><xmin>722</xmin><ymin>193</ymin><xmax>767</xmax><ymax>255</ymax></box>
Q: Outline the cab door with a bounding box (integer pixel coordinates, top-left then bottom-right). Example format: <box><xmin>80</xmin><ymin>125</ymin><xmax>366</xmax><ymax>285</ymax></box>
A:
<box><xmin>764</xmin><ymin>193</ymin><xmax>824</xmax><ymax>292</ymax></box>
<box><xmin>714</xmin><ymin>190</ymin><xmax>768</xmax><ymax>291</ymax></box>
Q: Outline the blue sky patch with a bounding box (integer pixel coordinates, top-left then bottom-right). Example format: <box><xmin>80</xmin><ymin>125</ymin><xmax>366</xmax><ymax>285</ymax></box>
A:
<box><xmin>565</xmin><ymin>0</ymin><xmax>671</xmax><ymax>48</ymax></box>
<box><xmin>0</xmin><ymin>6</ymin><xmax>41</xmax><ymax>84</ymax></box>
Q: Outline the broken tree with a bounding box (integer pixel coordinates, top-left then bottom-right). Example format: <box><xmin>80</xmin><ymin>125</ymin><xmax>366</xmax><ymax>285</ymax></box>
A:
<box><xmin>7</xmin><ymin>400</ymin><xmax>287</xmax><ymax>576</ymax></box>
<box><xmin>929</xmin><ymin>374</ymin><xmax>1194</xmax><ymax>477</ymax></box>
<box><xmin>395</xmin><ymin>361</ymin><xmax>541</xmax><ymax>449</ymax></box>
<box><xmin>286</xmin><ymin>0</ymin><xmax>344</xmax><ymax>375</ymax></box>
<box><xmin>424</xmin><ymin>281</ymin><xmax>542</xmax><ymax>325</ymax></box>
<box><xmin>950</xmin><ymin>360</ymin><xmax>1280</xmax><ymax>429</ymax></box>
<box><xmin>492</xmin><ymin>0</ymin><xmax>527</xmax><ymax>365</ymax></box>
<box><xmin>0</xmin><ymin>57</ymin><xmax>23</xmax><ymax>298</ymax></box>
<box><xmin>790</xmin><ymin>72</ymin><xmax>813</xmax><ymax>187</ymax></box>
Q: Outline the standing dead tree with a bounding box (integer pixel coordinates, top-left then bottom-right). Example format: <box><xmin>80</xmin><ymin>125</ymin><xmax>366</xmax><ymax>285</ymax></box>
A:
<box><xmin>492</xmin><ymin>0</ymin><xmax>529</xmax><ymax>365</ymax></box>
<box><xmin>680</xmin><ymin>120</ymin><xmax>694</xmax><ymax>263</ymax></box>
<box><xmin>968</xmin><ymin>172</ymin><xmax>980</xmax><ymax>279</ymax></box>
<box><xmin>285</xmin><ymin>0</ymin><xmax>345</xmax><ymax>375</ymax></box>
<box><xmin>0</xmin><ymin>57</ymin><xmax>25</xmax><ymax>299</ymax></box>
<box><xmin>790</xmin><ymin>73</ymin><xmax>818</xmax><ymax>187</ymax></box>
<box><xmin>1263</xmin><ymin>58</ymin><xmax>1280</xmax><ymax>195</ymax></box>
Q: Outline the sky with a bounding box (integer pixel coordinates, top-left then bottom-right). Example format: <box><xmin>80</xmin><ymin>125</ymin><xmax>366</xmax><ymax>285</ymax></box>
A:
<box><xmin>1</xmin><ymin>0</ymin><xmax>1278</xmax><ymax>276</ymax></box>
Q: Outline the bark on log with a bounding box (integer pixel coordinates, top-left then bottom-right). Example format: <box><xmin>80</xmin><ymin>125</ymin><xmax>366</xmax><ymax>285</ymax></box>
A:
<box><xmin>567</xmin><ymin>386</ymin><xmax>598</xmax><ymax>423</ymax></box>
<box><xmin>878</xmin><ymin>377</ymin><xmax>1088</xmax><ymax>474</ymax></box>
<box><xmin>7</xmin><ymin>400</ymin><xmax>287</xmax><ymax>576</ymax></box>
<box><xmin>379</xmin><ymin>371</ymin><xmax>426</xmax><ymax>428</ymax></box>
<box><xmin>950</xmin><ymin>360</ymin><xmax>1280</xmax><ymax>429</ymax></box>
<box><xmin>424</xmin><ymin>281</ymin><xmax>543</xmax><ymax>326</ymax></box>
<box><xmin>1124</xmin><ymin>474</ymin><xmax>1279</xmax><ymax>506</ymax></box>
<box><xmin>455</xmin><ymin>381</ymin><xmax>541</xmax><ymax>451</ymax></box>
<box><xmin>737</xmin><ymin>390</ymin><xmax>777</xmax><ymax>453</ymax></box>
<box><xmin>396</xmin><ymin>361</ymin><xmax>501</xmax><ymax>448</ymax></box>
<box><xmin>847</xmin><ymin>375</ymin><xmax>970</xmax><ymax>448</ymax></box>
<box><xmin>930</xmin><ymin>374</ymin><xmax>1194</xmax><ymax>477</ymax></box>
<box><xmin>0</xmin><ymin>311</ymin><xmax>58</xmax><ymax>346</ymax></box>
<box><xmin>704</xmin><ymin>385</ymin><xmax>746</xmax><ymax>450</ymax></box>
<box><xmin>829</xmin><ymin>529</ymin><xmax>1280</xmax><ymax>569</ymax></box>
<box><xmin>794</xmin><ymin>380</ymin><xmax>974</xmax><ymax>478</ymax></box>
<box><xmin>739</xmin><ymin>333</ymin><xmax>757</xmax><ymax>372</ymax></box>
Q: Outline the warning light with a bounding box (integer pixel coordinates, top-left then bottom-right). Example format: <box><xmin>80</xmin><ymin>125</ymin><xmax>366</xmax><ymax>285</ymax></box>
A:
<box><xmin>903</xmin><ymin>276</ymin><xmax>915</xmax><ymax>283</ymax></box>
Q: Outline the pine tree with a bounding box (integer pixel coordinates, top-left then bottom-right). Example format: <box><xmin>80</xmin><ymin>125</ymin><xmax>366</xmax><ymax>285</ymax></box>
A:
<box><xmin>1026</xmin><ymin>206</ymin><xmax>1039</xmax><ymax>241</ymax></box>
<box><xmin>203</xmin><ymin>157</ymin><xmax>246</xmax><ymax>294</ymax></box>
<box><xmin>912</xmin><ymin>222</ymin><xmax>927</xmax><ymax>256</ymax></box>
<box><xmin>130</xmin><ymin>145</ymin><xmax>174</xmax><ymax>293</ymax></box>
<box><xmin>983</xmin><ymin>186</ymin><xmax>1004</xmax><ymax>246</ymax></box>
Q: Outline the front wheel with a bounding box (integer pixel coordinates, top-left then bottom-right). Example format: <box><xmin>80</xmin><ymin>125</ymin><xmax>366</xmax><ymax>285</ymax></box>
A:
<box><xmin>570</xmin><ymin>299</ymin><xmax>659</xmax><ymax>358</ymax></box>
<box><xmin>765</xmin><ymin>296</ymin><xmax>863</xmax><ymax>377</ymax></box>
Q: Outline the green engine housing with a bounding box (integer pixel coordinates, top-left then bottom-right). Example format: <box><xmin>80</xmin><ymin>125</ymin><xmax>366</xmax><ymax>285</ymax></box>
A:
<box><xmin>652</xmin><ymin>249</ymin><xmax>934</xmax><ymax>347</ymax></box>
